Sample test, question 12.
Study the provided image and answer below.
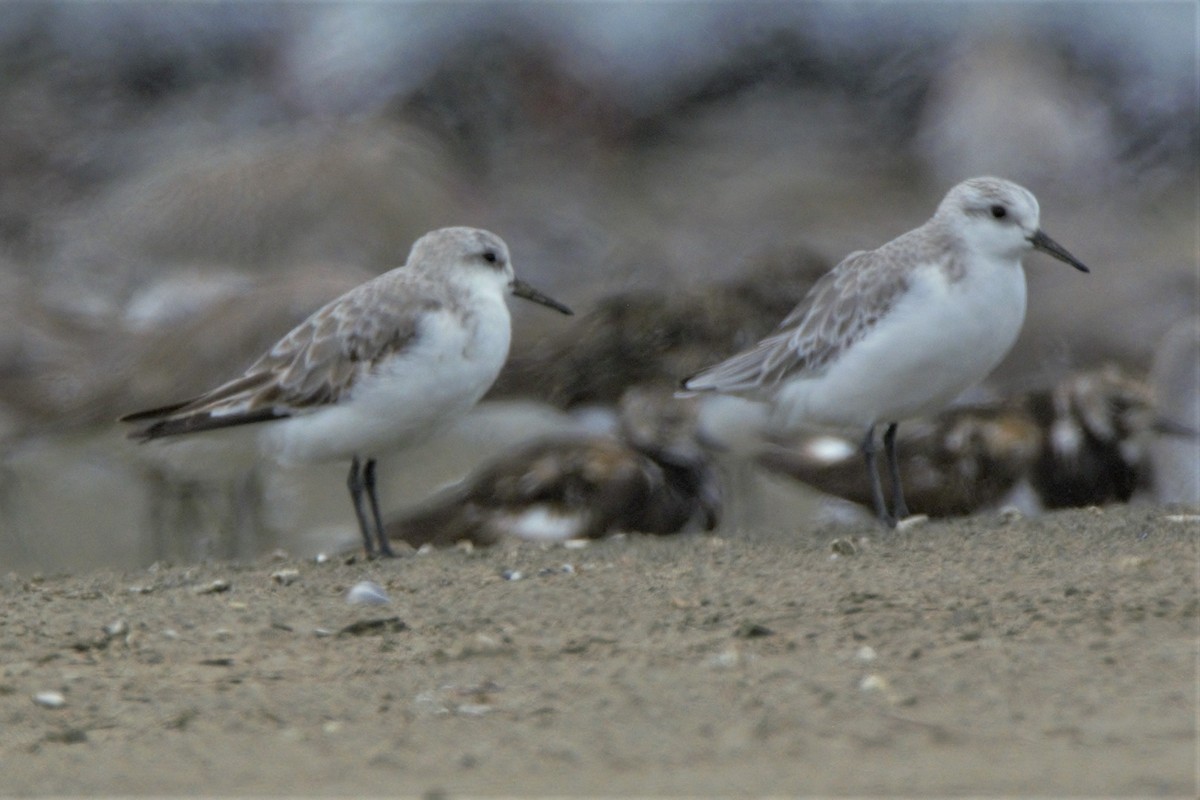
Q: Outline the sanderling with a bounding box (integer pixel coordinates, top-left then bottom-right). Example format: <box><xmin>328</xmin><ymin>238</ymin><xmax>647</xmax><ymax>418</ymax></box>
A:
<box><xmin>121</xmin><ymin>227</ymin><xmax>573</xmax><ymax>557</ymax></box>
<box><xmin>681</xmin><ymin>177</ymin><xmax>1089</xmax><ymax>527</ymax></box>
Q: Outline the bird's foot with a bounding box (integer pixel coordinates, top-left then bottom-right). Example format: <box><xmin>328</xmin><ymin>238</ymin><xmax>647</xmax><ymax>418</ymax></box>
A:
<box><xmin>363</xmin><ymin>542</ymin><xmax>399</xmax><ymax>560</ymax></box>
<box><xmin>375</xmin><ymin>537</ymin><xmax>397</xmax><ymax>559</ymax></box>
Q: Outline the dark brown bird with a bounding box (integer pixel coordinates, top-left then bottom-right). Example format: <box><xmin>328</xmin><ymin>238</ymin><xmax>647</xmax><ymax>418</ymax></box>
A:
<box><xmin>759</xmin><ymin>365</ymin><xmax>1157</xmax><ymax>518</ymax></box>
<box><xmin>382</xmin><ymin>387</ymin><xmax>720</xmax><ymax>549</ymax></box>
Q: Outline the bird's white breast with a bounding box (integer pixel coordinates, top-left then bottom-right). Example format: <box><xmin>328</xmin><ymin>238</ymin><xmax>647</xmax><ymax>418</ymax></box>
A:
<box><xmin>262</xmin><ymin>291</ymin><xmax>514</xmax><ymax>465</ymax></box>
<box><xmin>773</xmin><ymin>255</ymin><xmax>1027</xmax><ymax>432</ymax></box>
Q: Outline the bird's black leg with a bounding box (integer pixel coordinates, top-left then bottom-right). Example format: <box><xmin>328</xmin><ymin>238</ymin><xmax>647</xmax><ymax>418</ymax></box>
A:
<box><xmin>883</xmin><ymin>422</ymin><xmax>909</xmax><ymax>522</ymax></box>
<box><xmin>363</xmin><ymin>458</ymin><xmax>395</xmax><ymax>558</ymax></box>
<box><xmin>347</xmin><ymin>456</ymin><xmax>377</xmax><ymax>557</ymax></box>
<box><xmin>861</xmin><ymin>425</ymin><xmax>893</xmax><ymax>527</ymax></box>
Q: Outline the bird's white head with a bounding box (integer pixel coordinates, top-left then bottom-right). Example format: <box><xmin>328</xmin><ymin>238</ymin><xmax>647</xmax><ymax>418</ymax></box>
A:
<box><xmin>407</xmin><ymin>226</ymin><xmax>515</xmax><ymax>288</ymax></box>
<box><xmin>935</xmin><ymin>177</ymin><xmax>1090</xmax><ymax>273</ymax></box>
<box><xmin>406</xmin><ymin>227</ymin><xmax>573</xmax><ymax>314</ymax></box>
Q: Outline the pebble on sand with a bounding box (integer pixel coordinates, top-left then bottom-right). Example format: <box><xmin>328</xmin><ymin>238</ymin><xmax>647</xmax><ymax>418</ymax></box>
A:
<box><xmin>271</xmin><ymin>569</ymin><xmax>301</xmax><ymax>586</ymax></box>
<box><xmin>33</xmin><ymin>691</ymin><xmax>66</xmax><ymax>709</ymax></box>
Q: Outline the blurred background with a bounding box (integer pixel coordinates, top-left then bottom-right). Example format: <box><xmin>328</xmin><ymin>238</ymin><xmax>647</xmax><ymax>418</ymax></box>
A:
<box><xmin>0</xmin><ymin>2</ymin><xmax>1195</xmax><ymax>572</ymax></box>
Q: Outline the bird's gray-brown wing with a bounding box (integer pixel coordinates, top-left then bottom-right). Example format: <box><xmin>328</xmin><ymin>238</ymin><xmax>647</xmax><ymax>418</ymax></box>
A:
<box><xmin>121</xmin><ymin>274</ymin><xmax>440</xmax><ymax>441</ymax></box>
<box><xmin>681</xmin><ymin>248</ymin><xmax>911</xmax><ymax>395</ymax></box>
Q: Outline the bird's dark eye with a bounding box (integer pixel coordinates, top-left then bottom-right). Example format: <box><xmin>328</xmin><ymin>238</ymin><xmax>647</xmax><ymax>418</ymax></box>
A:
<box><xmin>990</xmin><ymin>205</ymin><xmax>1007</xmax><ymax>219</ymax></box>
<box><xmin>482</xmin><ymin>250</ymin><xmax>498</xmax><ymax>263</ymax></box>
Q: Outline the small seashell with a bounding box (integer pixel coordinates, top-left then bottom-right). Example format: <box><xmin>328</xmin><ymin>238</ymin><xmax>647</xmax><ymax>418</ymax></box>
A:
<box><xmin>196</xmin><ymin>579</ymin><xmax>230</xmax><ymax>595</ymax></box>
<box><xmin>416</xmin><ymin>543</ymin><xmax>435</xmax><ymax>555</ymax></box>
<box><xmin>859</xmin><ymin>673</ymin><xmax>889</xmax><ymax>693</ymax></box>
<box><xmin>856</xmin><ymin>645</ymin><xmax>877</xmax><ymax>663</ymax></box>
<box><xmin>346</xmin><ymin>580</ymin><xmax>391</xmax><ymax>606</ymax></box>
<box><xmin>858</xmin><ymin>672</ymin><xmax>910</xmax><ymax>705</ymax></box>
<box><xmin>103</xmin><ymin>620</ymin><xmax>128</xmax><ymax>638</ymax></box>
<box><xmin>314</xmin><ymin>552</ymin><xmax>330</xmax><ymax>564</ymax></box>
<box><xmin>895</xmin><ymin>514</ymin><xmax>929</xmax><ymax>533</ymax></box>
<box><xmin>501</xmin><ymin>569</ymin><xmax>523</xmax><ymax>581</ymax></box>
<box><xmin>33</xmin><ymin>691</ymin><xmax>66</xmax><ymax>709</ymax></box>
<box><xmin>271</xmin><ymin>569</ymin><xmax>300</xmax><ymax>586</ymax></box>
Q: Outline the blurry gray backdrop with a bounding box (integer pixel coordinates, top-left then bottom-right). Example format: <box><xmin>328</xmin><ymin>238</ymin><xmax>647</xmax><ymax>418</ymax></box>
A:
<box><xmin>0</xmin><ymin>2</ymin><xmax>1195</xmax><ymax>571</ymax></box>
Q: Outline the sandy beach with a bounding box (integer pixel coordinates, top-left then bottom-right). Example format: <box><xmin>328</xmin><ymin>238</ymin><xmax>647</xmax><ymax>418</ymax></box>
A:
<box><xmin>1</xmin><ymin>504</ymin><xmax>1193</xmax><ymax>796</ymax></box>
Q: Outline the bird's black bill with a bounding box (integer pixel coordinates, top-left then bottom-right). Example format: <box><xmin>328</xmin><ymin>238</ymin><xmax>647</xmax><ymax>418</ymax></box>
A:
<box><xmin>511</xmin><ymin>278</ymin><xmax>573</xmax><ymax>315</ymax></box>
<box><xmin>1029</xmin><ymin>229</ymin><xmax>1090</xmax><ymax>273</ymax></box>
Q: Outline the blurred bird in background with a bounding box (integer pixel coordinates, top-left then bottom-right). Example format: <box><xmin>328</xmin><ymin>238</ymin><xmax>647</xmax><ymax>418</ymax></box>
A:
<box><xmin>382</xmin><ymin>387</ymin><xmax>720</xmax><ymax>549</ymax></box>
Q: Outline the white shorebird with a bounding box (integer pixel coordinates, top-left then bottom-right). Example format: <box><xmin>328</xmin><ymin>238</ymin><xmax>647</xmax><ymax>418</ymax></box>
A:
<box><xmin>122</xmin><ymin>227</ymin><xmax>573</xmax><ymax>557</ymax></box>
<box><xmin>681</xmin><ymin>177</ymin><xmax>1089</xmax><ymax>527</ymax></box>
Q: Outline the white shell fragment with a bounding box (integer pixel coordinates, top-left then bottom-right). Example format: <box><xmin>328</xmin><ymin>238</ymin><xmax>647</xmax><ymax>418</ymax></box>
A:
<box><xmin>33</xmin><ymin>691</ymin><xmax>66</xmax><ymax>709</ymax></box>
<box><xmin>894</xmin><ymin>514</ymin><xmax>930</xmax><ymax>533</ymax></box>
<box><xmin>859</xmin><ymin>673</ymin><xmax>889</xmax><ymax>693</ymax></box>
<box><xmin>345</xmin><ymin>580</ymin><xmax>391</xmax><ymax>606</ymax></box>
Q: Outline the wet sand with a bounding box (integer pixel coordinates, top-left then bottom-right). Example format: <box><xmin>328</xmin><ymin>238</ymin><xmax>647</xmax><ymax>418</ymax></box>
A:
<box><xmin>1</xmin><ymin>504</ymin><xmax>1195</xmax><ymax>795</ymax></box>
